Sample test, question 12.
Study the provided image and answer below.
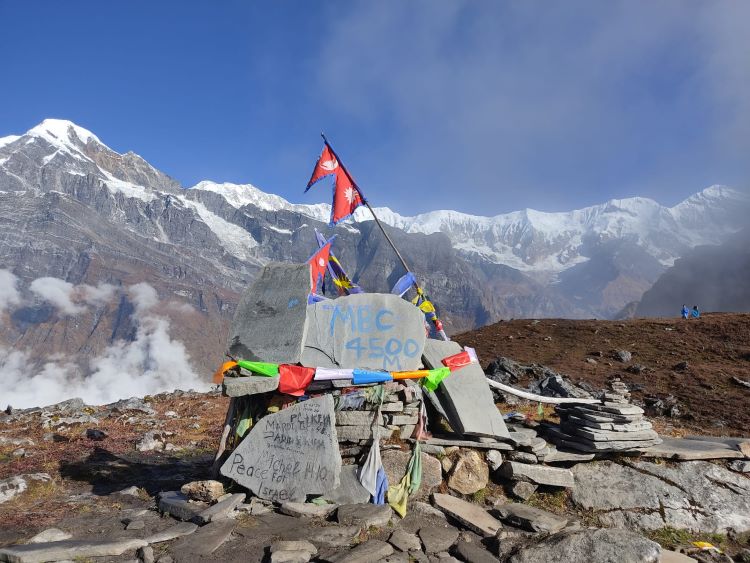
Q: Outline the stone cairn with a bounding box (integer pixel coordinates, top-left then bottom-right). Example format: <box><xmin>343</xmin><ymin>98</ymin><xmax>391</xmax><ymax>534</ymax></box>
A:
<box><xmin>542</xmin><ymin>378</ymin><xmax>662</xmax><ymax>453</ymax></box>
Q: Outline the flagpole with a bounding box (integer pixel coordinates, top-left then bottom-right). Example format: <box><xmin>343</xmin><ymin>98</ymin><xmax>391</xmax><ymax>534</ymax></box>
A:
<box><xmin>320</xmin><ymin>133</ymin><xmax>449</xmax><ymax>341</ymax></box>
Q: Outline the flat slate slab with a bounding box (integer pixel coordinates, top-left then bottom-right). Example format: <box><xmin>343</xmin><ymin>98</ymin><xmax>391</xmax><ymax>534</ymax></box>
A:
<box><xmin>172</xmin><ymin>519</ymin><xmax>236</xmax><ymax>556</ymax></box>
<box><xmin>221</xmin><ymin>395</ymin><xmax>341</xmax><ymax>502</ymax></box>
<box><xmin>432</xmin><ymin>493</ymin><xmax>502</xmax><ymax>537</ymax></box>
<box><xmin>302</xmin><ymin>293</ymin><xmax>426</xmax><ymax>371</ymax></box>
<box><xmin>223</xmin><ymin>374</ymin><xmax>279</xmax><ymax>397</ymax></box>
<box><xmin>422</xmin><ymin>339</ymin><xmax>509</xmax><ymax>439</ymax></box>
<box><xmin>494</xmin><ymin>503</ymin><xmax>569</xmax><ymax>534</ymax></box>
<box><xmin>227</xmin><ymin>262</ymin><xmax>311</xmax><ymax>364</ymax></box>
<box><xmin>0</xmin><ymin>538</ymin><xmax>148</xmax><ymax>563</ymax></box>
<box><xmin>641</xmin><ymin>437</ymin><xmax>745</xmax><ymax>460</ymax></box>
<box><xmin>416</xmin><ymin>436</ymin><xmax>512</xmax><ymax>451</ymax></box>
<box><xmin>499</xmin><ymin>461</ymin><xmax>574</xmax><ymax>487</ymax></box>
<box><xmin>322</xmin><ymin>464</ymin><xmax>371</xmax><ymax>504</ymax></box>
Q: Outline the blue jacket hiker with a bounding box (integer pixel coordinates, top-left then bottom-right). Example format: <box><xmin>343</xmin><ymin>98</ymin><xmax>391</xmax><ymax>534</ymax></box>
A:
<box><xmin>681</xmin><ymin>305</ymin><xmax>689</xmax><ymax>319</ymax></box>
<box><xmin>691</xmin><ymin>305</ymin><xmax>700</xmax><ymax>319</ymax></box>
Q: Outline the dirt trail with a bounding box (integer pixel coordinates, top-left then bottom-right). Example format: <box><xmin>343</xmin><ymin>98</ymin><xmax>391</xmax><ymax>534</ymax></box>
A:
<box><xmin>455</xmin><ymin>312</ymin><xmax>750</xmax><ymax>436</ymax></box>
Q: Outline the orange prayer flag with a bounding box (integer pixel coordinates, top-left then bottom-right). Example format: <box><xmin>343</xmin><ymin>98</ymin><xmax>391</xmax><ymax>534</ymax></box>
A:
<box><xmin>391</xmin><ymin>370</ymin><xmax>429</xmax><ymax>380</ymax></box>
<box><xmin>212</xmin><ymin>361</ymin><xmax>237</xmax><ymax>384</ymax></box>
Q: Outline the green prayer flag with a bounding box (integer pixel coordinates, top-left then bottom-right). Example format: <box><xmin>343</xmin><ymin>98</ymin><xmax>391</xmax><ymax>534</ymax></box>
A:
<box><xmin>421</xmin><ymin>367</ymin><xmax>451</xmax><ymax>392</ymax></box>
<box><xmin>236</xmin><ymin>360</ymin><xmax>280</xmax><ymax>377</ymax></box>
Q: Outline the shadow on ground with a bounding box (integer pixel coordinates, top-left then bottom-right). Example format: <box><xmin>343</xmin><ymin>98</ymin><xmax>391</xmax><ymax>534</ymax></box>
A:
<box><xmin>59</xmin><ymin>446</ymin><xmax>214</xmax><ymax>496</ymax></box>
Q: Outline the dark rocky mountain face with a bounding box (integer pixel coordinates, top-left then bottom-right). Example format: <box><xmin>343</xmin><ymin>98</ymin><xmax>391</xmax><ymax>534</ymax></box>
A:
<box><xmin>0</xmin><ymin>119</ymin><xmax>746</xmax><ymax>385</ymax></box>
<box><xmin>634</xmin><ymin>228</ymin><xmax>750</xmax><ymax>317</ymax></box>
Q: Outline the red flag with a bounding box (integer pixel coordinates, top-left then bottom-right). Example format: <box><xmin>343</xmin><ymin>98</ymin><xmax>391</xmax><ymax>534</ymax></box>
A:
<box><xmin>278</xmin><ymin>364</ymin><xmax>315</xmax><ymax>396</ymax></box>
<box><xmin>308</xmin><ymin>240</ymin><xmax>332</xmax><ymax>292</ymax></box>
<box><xmin>306</xmin><ymin>143</ymin><xmax>365</xmax><ymax>225</ymax></box>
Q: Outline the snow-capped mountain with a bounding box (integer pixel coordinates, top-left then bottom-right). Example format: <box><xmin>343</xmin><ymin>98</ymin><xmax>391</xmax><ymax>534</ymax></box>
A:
<box><xmin>1</xmin><ymin>119</ymin><xmax>747</xmax><ymax>375</ymax></box>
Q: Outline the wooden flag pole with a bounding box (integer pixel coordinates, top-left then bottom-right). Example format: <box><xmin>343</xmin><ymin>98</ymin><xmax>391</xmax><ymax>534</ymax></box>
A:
<box><xmin>320</xmin><ymin>133</ymin><xmax>449</xmax><ymax>341</ymax></box>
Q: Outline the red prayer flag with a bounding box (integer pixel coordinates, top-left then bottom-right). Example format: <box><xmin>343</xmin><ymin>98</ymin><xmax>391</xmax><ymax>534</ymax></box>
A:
<box><xmin>308</xmin><ymin>241</ymin><xmax>332</xmax><ymax>293</ymax></box>
<box><xmin>305</xmin><ymin>143</ymin><xmax>365</xmax><ymax>225</ymax></box>
<box><xmin>441</xmin><ymin>350</ymin><xmax>472</xmax><ymax>371</ymax></box>
<box><xmin>278</xmin><ymin>364</ymin><xmax>315</xmax><ymax>396</ymax></box>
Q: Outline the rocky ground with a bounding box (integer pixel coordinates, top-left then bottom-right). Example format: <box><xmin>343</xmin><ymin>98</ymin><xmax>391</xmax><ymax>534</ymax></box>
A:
<box><xmin>1</xmin><ymin>313</ymin><xmax>749</xmax><ymax>562</ymax></box>
<box><xmin>455</xmin><ymin>313</ymin><xmax>750</xmax><ymax>437</ymax></box>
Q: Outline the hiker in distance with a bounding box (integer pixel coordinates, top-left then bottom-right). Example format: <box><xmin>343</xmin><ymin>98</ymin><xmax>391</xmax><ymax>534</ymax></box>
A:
<box><xmin>681</xmin><ymin>304</ymin><xmax>689</xmax><ymax>319</ymax></box>
<box><xmin>691</xmin><ymin>305</ymin><xmax>700</xmax><ymax>319</ymax></box>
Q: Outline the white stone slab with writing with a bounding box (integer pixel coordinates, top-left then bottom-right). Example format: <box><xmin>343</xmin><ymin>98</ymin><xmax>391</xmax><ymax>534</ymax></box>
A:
<box><xmin>220</xmin><ymin>395</ymin><xmax>341</xmax><ymax>503</ymax></box>
<box><xmin>227</xmin><ymin>262</ymin><xmax>311</xmax><ymax>364</ymax></box>
<box><xmin>301</xmin><ymin>293</ymin><xmax>426</xmax><ymax>371</ymax></box>
<box><xmin>422</xmin><ymin>339</ymin><xmax>510</xmax><ymax>440</ymax></box>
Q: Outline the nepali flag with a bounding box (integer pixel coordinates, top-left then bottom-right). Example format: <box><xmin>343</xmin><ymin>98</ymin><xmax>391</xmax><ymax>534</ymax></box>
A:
<box><xmin>308</xmin><ymin>239</ymin><xmax>333</xmax><ymax>293</ymax></box>
<box><xmin>306</xmin><ymin>142</ymin><xmax>365</xmax><ymax>225</ymax></box>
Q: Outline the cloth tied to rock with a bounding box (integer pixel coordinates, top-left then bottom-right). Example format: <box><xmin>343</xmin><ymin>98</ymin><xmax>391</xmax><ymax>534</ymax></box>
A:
<box><xmin>421</xmin><ymin>367</ymin><xmax>451</xmax><ymax>392</ymax></box>
<box><xmin>278</xmin><ymin>365</ymin><xmax>315</xmax><ymax>396</ymax></box>
<box><xmin>314</xmin><ymin>367</ymin><xmax>353</xmax><ymax>381</ymax></box>
<box><xmin>352</xmin><ymin>369</ymin><xmax>393</xmax><ymax>385</ymax></box>
<box><xmin>236</xmin><ymin>360</ymin><xmax>279</xmax><ymax>377</ymax></box>
<box><xmin>387</xmin><ymin>441</ymin><xmax>423</xmax><ymax>517</ymax></box>
<box><xmin>212</xmin><ymin>361</ymin><xmax>237</xmax><ymax>384</ymax></box>
<box><xmin>441</xmin><ymin>350</ymin><xmax>472</xmax><ymax>371</ymax></box>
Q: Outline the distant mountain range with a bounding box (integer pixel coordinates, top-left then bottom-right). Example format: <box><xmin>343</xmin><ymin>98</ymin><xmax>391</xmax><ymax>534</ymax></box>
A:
<box><xmin>1</xmin><ymin>119</ymin><xmax>748</xmax><ymax>377</ymax></box>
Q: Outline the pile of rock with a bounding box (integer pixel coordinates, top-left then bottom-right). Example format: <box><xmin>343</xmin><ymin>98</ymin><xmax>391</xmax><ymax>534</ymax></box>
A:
<box><xmin>543</xmin><ymin>382</ymin><xmax>661</xmax><ymax>453</ymax></box>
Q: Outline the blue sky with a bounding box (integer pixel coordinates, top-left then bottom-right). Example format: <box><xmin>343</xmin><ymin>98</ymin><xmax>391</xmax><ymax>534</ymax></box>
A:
<box><xmin>1</xmin><ymin>1</ymin><xmax>748</xmax><ymax>215</ymax></box>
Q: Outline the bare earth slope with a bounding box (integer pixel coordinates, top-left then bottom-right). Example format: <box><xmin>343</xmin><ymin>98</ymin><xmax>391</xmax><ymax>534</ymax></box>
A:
<box><xmin>455</xmin><ymin>312</ymin><xmax>750</xmax><ymax>436</ymax></box>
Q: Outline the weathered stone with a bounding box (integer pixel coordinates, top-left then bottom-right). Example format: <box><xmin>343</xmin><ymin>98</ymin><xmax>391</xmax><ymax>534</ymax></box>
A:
<box><xmin>494</xmin><ymin>503</ymin><xmax>568</xmax><ymax>534</ymax></box>
<box><xmin>508</xmin><ymin>528</ymin><xmax>660</xmax><ymax>563</ymax></box>
<box><xmin>571</xmin><ymin>460</ymin><xmax>750</xmax><ymax>533</ymax></box>
<box><xmin>280</xmin><ymin>502</ymin><xmax>338</xmax><ymax>518</ymax></box>
<box><xmin>85</xmin><ymin>428</ymin><xmax>107</xmax><ymax>441</ymax></box>
<box><xmin>499</xmin><ymin>462</ymin><xmax>574</xmax><ymax>488</ymax></box>
<box><xmin>382</xmin><ymin>450</ymin><xmax>442</xmax><ymax>499</ymax></box>
<box><xmin>418</xmin><ymin>525</ymin><xmax>460</xmax><ymax>553</ymax></box>
<box><xmin>542</xmin><ymin>447</ymin><xmax>595</xmax><ymax>464</ymax></box>
<box><xmin>562</xmin><ymin>425</ymin><xmax>659</xmax><ymax>442</ymax></box>
<box><xmin>659</xmin><ymin>551</ymin><xmax>698</xmax><ymax>563</ymax></box>
<box><xmin>308</xmin><ymin>525</ymin><xmax>361</xmax><ymax>548</ymax></box>
<box><xmin>506</xmin><ymin>451</ymin><xmax>538</xmax><ymax>464</ymax></box>
<box><xmin>329</xmin><ymin>539</ymin><xmax>394</xmax><ymax>563</ymax></box>
<box><xmin>270</xmin><ymin>540</ymin><xmax>317</xmax><ymax>555</ymax></box>
<box><xmin>336</xmin><ymin>411</ymin><xmax>383</xmax><ymax>426</ymax></box>
<box><xmin>322</xmin><ymin>464</ymin><xmax>371</xmax><ymax>504</ymax></box>
<box><xmin>422</xmin><ymin>340</ymin><xmax>509</xmax><ymax>439</ymax></box>
<box><xmin>507</xmin><ymin>481</ymin><xmax>537</xmax><ymax>501</ymax></box>
<box><xmin>615</xmin><ymin>350</ymin><xmax>632</xmax><ymax>363</ymax></box>
<box><xmin>729</xmin><ymin>460</ymin><xmax>750</xmax><ymax>473</ymax></box>
<box><xmin>180</xmin><ymin>480</ymin><xmax>225</xmax><ymax>503</ymax></box>
<box><xmin>125</xmin><ymin>519</ymin><xmax>145</xmax><ymax>530</ymax></box>
<box><xmin>565</xmin><ymin>414</ymin><xmax>653</xmax><ymax>432</ymax></box>
<box><xmin>271</xmin><ymin>550</ymin><xmax>312</xmax><ymax>563</ymax></box>
<box><xmin>641</xmin><ymin>437</ymin><xmax>745</xmax><ymax>460</ymax></box>
<box><xmin>144</xmin><ymin>522</ymin><xmax>199</xmax><ymax>544</ymax></box>
<box><xmin>337</xmin><ymin>503</ymin><xmax>392</xmax><ymax>528</ymax></box>
<box><xmin>381</xmin><ymin>402</ymin><xmax>405</xmax><ymax>412</ymax></box>
<box><xmin>172</xmin><ymin>519</ymin><xmax>235</xmax><ymax>556</ymax></box>
<box><xmin>455</xmin><ymin>540</ymin><xmax>501</xmax><ymax>563</ymax></box>
<box><xmin>448</xmin><ymin>450</ymin><xmax>489</xmax><ymax>495</ymax></box>
<box><xmin>389</xmin><ymin>529</ymin><xmax>422</xmax><ymax>552</ymax></box>
<box><xmin>0</xmin><ymin>538</ymin><xmax>148</xmax><ymax>563</ymax></box>
<box><xmin>419</xmin><ymin>437</ymin><xmax>513</xmax><ymax>451</ymax></box>
<box><xmin>302</xmin><ymin>293</ymin><xmax>426</xmax><ymax>371</ymax></box>
<box><xmin>221</xmin><ymin>395</ymin><xmax>341</xmax><ymax>503</ymax></box>
<box><xmin>27</xmin><ymin>528</ymin><xmax>72</xmax><ymax>543</ymax></box>
<box><xmin>223</xmin><ymin>374</ymin><xmax>279</xmax><ymax>397</ymax></box>
<box><xmin>389</xmin><ymin>415</ymin><xmax>419</xmax><ymax>426</ymax></box>
<box><xmin>486</xmin><ymin>450</ymin><xmax>503</xmax><ymax>472</ymax></box>
<box><xmin>157</xmin><ymin>491</ymin><xmax>206</xmax><ymax>522</ymax></box>
<box><xmin>194</xmin><ymin>492</ymin><xmax>245</xmax><ymax>524</ymax></box>
<box><xmin>413</xmin><ymin>501</ymin><xmax>448</xmax><ymax>520</ymax></box>
<box><xmin>0</xmin><ymin>473</ymin><xmax>51</xmax><ymax>504</ymax></box>
<box><xmin>431</xmin><ymin>493</ymin><xmax>502</xmax><ymax>537</ymax></box>
<box><xmin>336</xmin><ymin>425</ymin><xmax>391</xmax><ymax>442</ymax></box>
<box><xmin>431</xmin><ymin>553</ymin><xmax>461</xmax><ymax>563</ymax></box>
<box><xmin>227</xmin><ymin>262</ymin><xmax>311</xmax><ymax>364</ymax></box>
<box><xmin>136</xmin><ymin>430</ymin><xmax>165</xmax><ymax>452</ymax></box>
<box><xmin>138</xmin><ymin>545</ymin><xmax>155</xmax><ymax>563</ymax></box>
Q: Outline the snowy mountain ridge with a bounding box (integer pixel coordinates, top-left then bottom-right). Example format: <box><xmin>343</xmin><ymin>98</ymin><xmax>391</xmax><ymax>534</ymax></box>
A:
<box><xmin>2</xmin><ymin>119</ymin><xmax>748</xmax><ymax>280</ymax></box>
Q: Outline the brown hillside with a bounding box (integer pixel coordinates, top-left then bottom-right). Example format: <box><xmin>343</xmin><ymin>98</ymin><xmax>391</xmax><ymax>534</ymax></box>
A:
<box><xmin>454</xmin><ymin>312</ymin><xmax>750</xmax><ymax>437</ymax></box>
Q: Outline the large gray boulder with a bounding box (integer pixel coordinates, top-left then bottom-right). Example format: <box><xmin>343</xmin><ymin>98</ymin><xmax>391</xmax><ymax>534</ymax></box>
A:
<box><xmin>227</xmin><ymin>262</ymin><xmax>311</xmax><ymax>364</ymax></box>
<box><xmin>301</xmin><ymin>293</ymin><xmax>426</xmax><ymax>371</ymax></box>
<box><xmin>220</xmin><ymin>395</ymin><xmax>341</xmax><ymax>502</ymax></box>
<box><xmin>571</xmin><ymin>460</ymin><xmax>750</xmax><ymax>533</ymax></box>
<box><xmin>508</xmin><ymin>528</ymin><xmax>660</xmax><ymax>563</ymax></box>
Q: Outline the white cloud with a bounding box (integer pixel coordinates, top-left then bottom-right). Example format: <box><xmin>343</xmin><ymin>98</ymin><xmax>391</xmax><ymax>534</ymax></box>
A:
<box><xmin>0</xmin><ymin>281</ymin><xmax>209</xmax><ymax>409</ymax></box>
<box><xmin>0</xmin><ymin>269</ymin><xmax>21</xmax><ymax>320</ymax></box>
<box><xmin>29</xmin><ymin>277</ymin><xmax>86</xmax><ymax>315</ymax></box>
<box><xmin>78</xmin><ymin>282</ymin><xmax>118</xmax><ymax>306</ymax></box>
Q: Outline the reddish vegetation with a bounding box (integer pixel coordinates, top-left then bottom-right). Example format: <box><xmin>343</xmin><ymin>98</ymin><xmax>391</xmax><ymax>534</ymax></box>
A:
<box><xmin>455</xmin><ymin>312</ymin><xmax>750</xmax><ymax>437</ymax></box>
